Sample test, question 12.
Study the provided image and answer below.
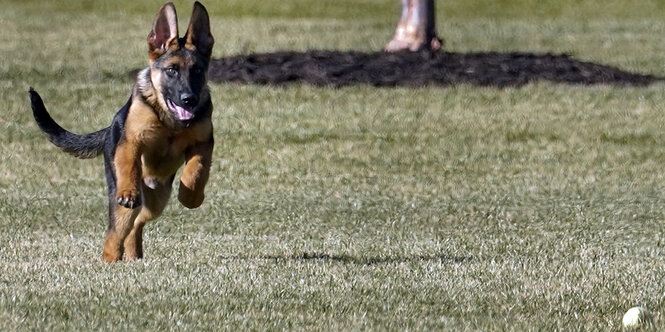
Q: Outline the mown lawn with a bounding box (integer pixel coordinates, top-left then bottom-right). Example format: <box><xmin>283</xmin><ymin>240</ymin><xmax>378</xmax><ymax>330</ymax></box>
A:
<box><xmin>2</xmin><ymin>0</ymin><xmax>665</xmax><ymax>330</ymax></box>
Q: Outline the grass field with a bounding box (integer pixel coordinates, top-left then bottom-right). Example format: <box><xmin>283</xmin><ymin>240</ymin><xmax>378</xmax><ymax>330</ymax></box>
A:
<box><xmin>2</xmin><ymin>0</ymin><xmax>665</xmax><ymax>330</ymax></box>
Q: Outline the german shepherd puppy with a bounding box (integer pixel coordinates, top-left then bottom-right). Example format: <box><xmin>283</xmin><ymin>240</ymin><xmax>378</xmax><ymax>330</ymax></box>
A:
<box><xmin>28</xmin><ymin>2</ymin><xmax>214</xmax><ymax>263</ymax></box>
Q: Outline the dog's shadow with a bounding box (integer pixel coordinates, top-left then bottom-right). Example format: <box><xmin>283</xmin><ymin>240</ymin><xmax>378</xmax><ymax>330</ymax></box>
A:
<box><xmin>219</xmin><ymin>252</ymin><xmax>473</xmax><ymax>266</ymax></box>
<box><xmin>205</xmin><ymin>50</ymin><xmax>663</xmax><ymax>87</ymax></box>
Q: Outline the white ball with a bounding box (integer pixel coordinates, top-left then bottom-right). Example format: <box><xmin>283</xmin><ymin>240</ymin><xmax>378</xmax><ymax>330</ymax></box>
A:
<box><xmin>622</xmin><ymin>306</ymin><xmax>652</xmax><ymax>329</ymax></box>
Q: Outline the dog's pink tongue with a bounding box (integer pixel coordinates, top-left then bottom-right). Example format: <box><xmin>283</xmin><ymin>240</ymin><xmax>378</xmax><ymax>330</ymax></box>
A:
<box><xmin>173</xmin><ymin>103</ymin><xmax>194</xmax><ymax>120</ymax></box>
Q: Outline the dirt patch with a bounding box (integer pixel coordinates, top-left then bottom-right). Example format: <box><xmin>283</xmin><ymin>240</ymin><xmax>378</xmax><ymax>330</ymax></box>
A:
<box><xmin>206</xmin><ymin>50</ymin><xmax>662</xmax><ymax>87</ymax></box>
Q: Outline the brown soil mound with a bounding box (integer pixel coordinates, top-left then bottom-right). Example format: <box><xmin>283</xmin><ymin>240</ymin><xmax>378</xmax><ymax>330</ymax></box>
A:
<box><xmin>206</xmin><ymin>50</ymin><xmax>662</xmax><ymax>87</ymax></box>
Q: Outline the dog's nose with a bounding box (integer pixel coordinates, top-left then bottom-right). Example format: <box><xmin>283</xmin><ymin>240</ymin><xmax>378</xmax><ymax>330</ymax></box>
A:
<box><xmin>181</xmin><ymin>93</ymin><xmax>198</xmax><ymax>108</ymax></box>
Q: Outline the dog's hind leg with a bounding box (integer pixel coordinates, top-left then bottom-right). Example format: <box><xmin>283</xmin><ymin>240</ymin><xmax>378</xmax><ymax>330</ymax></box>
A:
<box><xmin>124</xmin><ymin>176</ymin><xmax>174</xmax><ymax>260</ymax></box>
<box><xmin>103</xmin><ymin>202</ymin><xmax>140</xmax><ymax>263</ymax></box>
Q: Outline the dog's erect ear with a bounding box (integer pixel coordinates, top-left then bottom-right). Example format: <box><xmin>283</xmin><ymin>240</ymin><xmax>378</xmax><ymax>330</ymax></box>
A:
<box><xmin>184</xmin><ymin>2</ymin><xmax>214</xmax><ymax>58</ymax></box>
<box><xmin>147</xmin><ymin>2</ymin><xmax>179</xmax><ymax>60</ymax></box>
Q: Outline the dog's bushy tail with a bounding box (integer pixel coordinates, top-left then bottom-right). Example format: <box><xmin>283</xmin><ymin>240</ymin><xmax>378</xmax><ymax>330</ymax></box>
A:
<box><xmin>28</xmin><ymin>88</ymin><xmax>109</xmax><ymax>159</ymax></box>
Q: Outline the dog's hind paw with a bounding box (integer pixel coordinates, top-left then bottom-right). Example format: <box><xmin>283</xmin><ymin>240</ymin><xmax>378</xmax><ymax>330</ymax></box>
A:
<box><xmin>116</xmin><ymin>189</ymin><xmax>142</xmax><ymax>209</ymax></box>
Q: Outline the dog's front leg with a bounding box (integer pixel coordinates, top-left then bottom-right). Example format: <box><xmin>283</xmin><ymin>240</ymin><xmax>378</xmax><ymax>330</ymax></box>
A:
<box><xmin>178</xmin><ymin>137</ymin><xmax>213</xmax><ymax>209</ymax></box>
<box><xmin>102</xmin><ymin>140</ymin><xmax>142</xmax><ymax>263</ymax></box>
<box><xmin>114</xmin><ymin>140</ymin><xmax>143</xmax><ymax>209</ymax></box>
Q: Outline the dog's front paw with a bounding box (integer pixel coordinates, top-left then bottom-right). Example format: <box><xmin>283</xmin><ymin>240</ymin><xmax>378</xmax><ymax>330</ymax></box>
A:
<box><xmin>178</xmin><ymin>192</ymin><xmax>204</xmax><ymax>209</ymax></box>
<box><xmin>116</xmin><ymin>189</ymin><xmax>142</xmax><ymax>209</ymax></box>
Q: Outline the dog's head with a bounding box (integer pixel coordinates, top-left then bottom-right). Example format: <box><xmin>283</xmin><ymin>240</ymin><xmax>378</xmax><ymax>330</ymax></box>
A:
<box><xmin>146</xmin><ymin>2</ymin><xmax>214</xmax><ymax>125</ymax></box>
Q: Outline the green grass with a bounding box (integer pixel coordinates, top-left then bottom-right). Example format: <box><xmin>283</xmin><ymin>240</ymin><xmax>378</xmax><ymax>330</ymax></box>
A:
<box><xmin>2</xmin><ymin>0</ymin><xmax>665</xmax><ymax>330</ymax></box>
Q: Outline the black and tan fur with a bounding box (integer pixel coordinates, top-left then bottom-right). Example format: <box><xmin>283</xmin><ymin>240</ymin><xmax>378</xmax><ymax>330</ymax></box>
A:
<box><xmin>28</xmin><ymin>2</ymin><xmax>214</xmax><ymax>263</ymax></box>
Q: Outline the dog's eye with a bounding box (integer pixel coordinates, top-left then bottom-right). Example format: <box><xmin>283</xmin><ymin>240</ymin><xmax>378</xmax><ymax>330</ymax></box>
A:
<box><xmin>164</xmin><ymin>67</ymin><xmax>178</xmax><ymax>77</ymax></box>
<box><xmin>192</xmin><ymin>67</ymin><xmax>203</xmax><ymax>75</ymax></box>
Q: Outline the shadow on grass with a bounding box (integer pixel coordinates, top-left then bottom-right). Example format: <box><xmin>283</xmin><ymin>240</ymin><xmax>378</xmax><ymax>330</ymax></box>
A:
<box><xmin>206</xmin><ymin>50</ymin><xmax>663</xmax><ymax>87</ymax></box>
<box><xmin>219</xmin><ymin>252</ymin><xmax>473</xmax><ymax>266</ymax></box>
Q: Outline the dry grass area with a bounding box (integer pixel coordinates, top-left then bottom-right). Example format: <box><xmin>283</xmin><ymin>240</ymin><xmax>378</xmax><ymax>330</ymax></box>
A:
<box><xmin>2</xmin><ymin>0</ymin><xmax>665</xmax><ymax>330</ymax></box>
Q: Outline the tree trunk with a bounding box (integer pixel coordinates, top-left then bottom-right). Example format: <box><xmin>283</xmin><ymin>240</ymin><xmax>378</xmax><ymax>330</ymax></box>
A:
<box><xmin>385</xmin><ymin>0</ymin><xmax>441</xmax><ymax>52</ymax></box>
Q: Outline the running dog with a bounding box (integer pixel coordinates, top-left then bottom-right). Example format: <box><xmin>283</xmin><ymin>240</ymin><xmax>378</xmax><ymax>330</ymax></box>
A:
<box><xmin>28</xmin><ymin>2</ymin><xmax>214</xmax><ymax>262</ymax></box>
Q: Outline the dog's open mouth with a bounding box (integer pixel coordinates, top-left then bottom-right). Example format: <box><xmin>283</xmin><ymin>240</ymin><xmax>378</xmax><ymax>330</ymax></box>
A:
<box><xmin>167</xmin><ymin>99</ymin><xmax>194</xmax><ymax>121</ymax></box>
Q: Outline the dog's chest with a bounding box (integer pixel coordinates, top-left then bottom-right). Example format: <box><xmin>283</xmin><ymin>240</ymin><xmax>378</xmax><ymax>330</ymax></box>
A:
<box><xmin>140</xmin><ymin>132</ymin><xmax>190</xmax><ymax>180</ymax></box>
<box><xmin>125</xmin><ymin>100</ymin><xmax>211</xmax><ymax>182</ymax></box>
